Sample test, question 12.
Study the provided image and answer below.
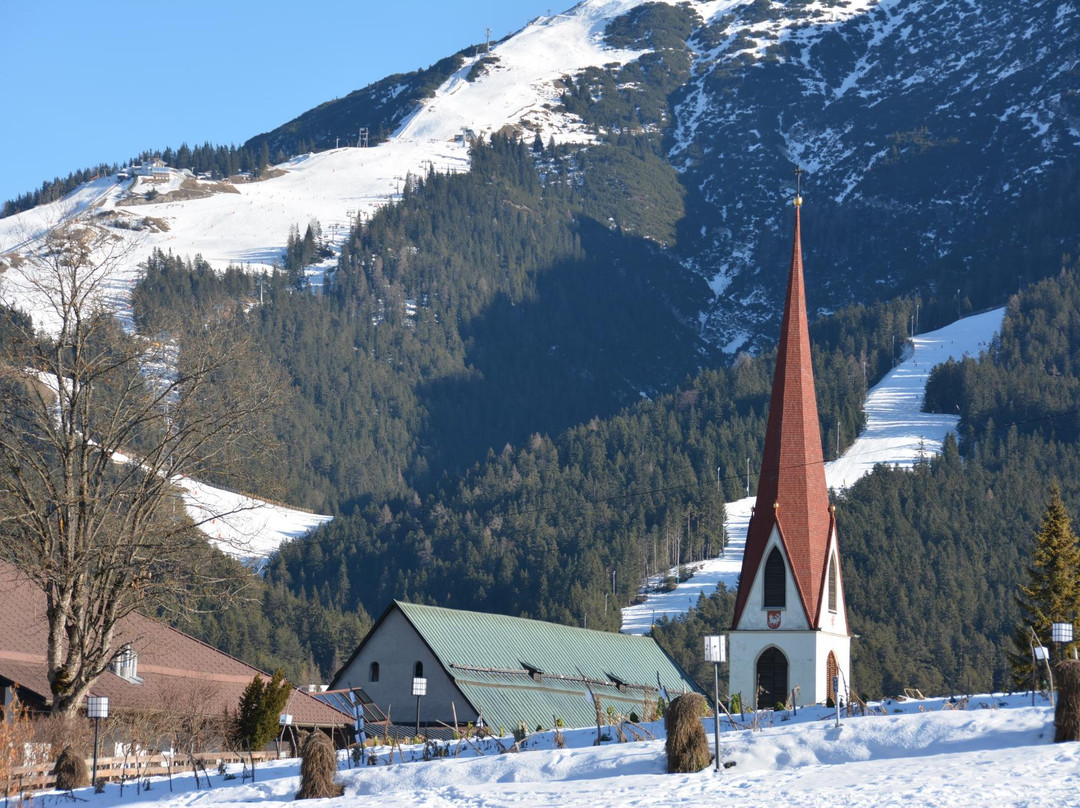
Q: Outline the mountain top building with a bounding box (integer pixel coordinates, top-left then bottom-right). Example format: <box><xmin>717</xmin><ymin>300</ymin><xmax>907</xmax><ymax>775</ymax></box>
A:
<box><xmin>728</xmin><ymin>190</ymin><xmax>851</xmax><ymax>710</ymax></box>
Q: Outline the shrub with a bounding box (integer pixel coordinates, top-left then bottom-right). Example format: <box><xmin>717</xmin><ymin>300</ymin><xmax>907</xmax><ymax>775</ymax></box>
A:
<box><xmin>232</xmin><ymin>670</ymin><xmax>291</xmax><ymax>751</ymax></box>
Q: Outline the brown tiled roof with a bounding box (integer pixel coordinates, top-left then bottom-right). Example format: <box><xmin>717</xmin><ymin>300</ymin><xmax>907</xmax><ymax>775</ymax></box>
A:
<box><xmin>0</xmin><ymin>562</ymin><xmax>347</xmax><ymax>727</ymax></box>
<box><xmin>732</xmin><ymin>204</ymin><xmax>835</xmax><ymax>628</ymax></box>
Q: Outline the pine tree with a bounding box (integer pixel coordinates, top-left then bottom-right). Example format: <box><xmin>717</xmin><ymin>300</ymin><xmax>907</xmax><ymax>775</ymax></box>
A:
<box><xmin>232</xmin><ymin>669</ymin><xmax>292</xmax><ymax>751</ymax></box>
<box><xmin>1011</xmin><ymin>485</ymin><xmax>1080</xmax><ymax>685</ymax></box>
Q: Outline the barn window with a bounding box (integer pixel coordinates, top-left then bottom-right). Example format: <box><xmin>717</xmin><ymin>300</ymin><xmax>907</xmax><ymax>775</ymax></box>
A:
<box><xmin>828</xmin><ymin>554</ymin><xmax>839</xmax><ymax>613</ymax></box>
<box><xmin>414</xmin><ymin>661</ymin><xmax>424</xmax><ymax>678</ymax></box>
<box><xmin>763</xmin><ymin>547</ymin><xmax>786</xmax><ymax>608</ymax></box>
<box><xmin>369</xmin><ymin>662</ymin><xmax>380</xmax><ymax>683</ymax></box>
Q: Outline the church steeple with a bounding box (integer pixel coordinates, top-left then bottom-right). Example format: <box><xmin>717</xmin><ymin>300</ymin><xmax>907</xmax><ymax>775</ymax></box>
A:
<box><xmin>731</xmin><ymin>184</ymin><xmax>834</xmax><ymax>629</ymax></box>
<box><xmin>727</xmin><ymin>176</ymin><xmax>850</xmax><ymax>710</ymax></box>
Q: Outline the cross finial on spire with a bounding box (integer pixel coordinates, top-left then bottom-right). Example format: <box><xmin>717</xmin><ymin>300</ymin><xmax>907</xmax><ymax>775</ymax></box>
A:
<box><xmin>794</xmin><ymin>166</ymin><xmax>805</xmax><ymax>207</ymax></box>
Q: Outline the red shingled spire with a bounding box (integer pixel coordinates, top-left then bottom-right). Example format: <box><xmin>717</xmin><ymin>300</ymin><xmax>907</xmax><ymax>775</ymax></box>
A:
<box><xmin>731</xmin><ymin>194</ymin><xmax>835</xmax><ymax>629</ymax></box>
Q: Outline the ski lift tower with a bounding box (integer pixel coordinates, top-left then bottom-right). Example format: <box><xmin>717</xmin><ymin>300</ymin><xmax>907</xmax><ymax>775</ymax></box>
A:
<box><xmin>358</xmin><ymin>128</ymin><xmax>369</xmax><ymax>148</ymax></box>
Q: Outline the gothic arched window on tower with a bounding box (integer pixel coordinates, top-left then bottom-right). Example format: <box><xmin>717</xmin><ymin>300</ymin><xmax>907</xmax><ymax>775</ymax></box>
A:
<box><xmin>828</xmin><ymin>554</ymin><xmax>839</xmax><ymax>613</ymax></box>
<box><xmin>763</xmin><ymin>547</ymin><xmax>786</xmax><ymax>608</ymax></box>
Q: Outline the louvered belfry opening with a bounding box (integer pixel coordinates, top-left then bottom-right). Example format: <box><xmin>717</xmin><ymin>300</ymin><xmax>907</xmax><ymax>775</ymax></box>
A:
<box><xmin>828</xmin><ymin>555</ymin><xmax>839</xmax><ymax>613</ymax></box>
<box><xmin>763</xmin><ymin>548</ymin><xmax>786</xmax><ymax>608</ymax></box>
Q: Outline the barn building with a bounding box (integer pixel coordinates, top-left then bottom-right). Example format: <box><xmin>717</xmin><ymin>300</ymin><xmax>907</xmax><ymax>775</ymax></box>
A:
<box><xmin>728</xmin><ymin>191</ymin><xmax>852</xmax><ymax>709</ymax></box>
<box><xmin>329</xmin><ymin>601</ymin><xmax>700</xmax><ymax>736</ymax></box>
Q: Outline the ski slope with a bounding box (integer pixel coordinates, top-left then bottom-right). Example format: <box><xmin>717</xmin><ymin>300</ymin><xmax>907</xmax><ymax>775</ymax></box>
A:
<box><xmin>621</xmin><ymin>307</ymin><xmax>1006</xmax><ymax>633</ymax></box>
<box><xmin>34</xmin><ymin>693</ymin><xmax>1077</xmax><ymax>808</ymax></box>
<box><xmin>179</xmin><ymin>477</ymin><xmax>332</xmax><ymax>565</ymax></box>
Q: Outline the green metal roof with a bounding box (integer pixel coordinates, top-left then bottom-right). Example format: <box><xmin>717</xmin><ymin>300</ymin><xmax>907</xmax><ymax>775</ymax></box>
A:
<box><xmin>395</xmin><ymin>601</ymin><xmax>699</xmax><ymax>731</ymax></box>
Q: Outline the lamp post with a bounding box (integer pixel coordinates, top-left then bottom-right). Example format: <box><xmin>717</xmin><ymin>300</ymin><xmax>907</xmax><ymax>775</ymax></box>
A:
<box><xmin>278</xmin><ymin>713</ymin><xmax>293</xmax><ymax>758</ymax></box>
<box><xmin>87</xmin><ymin>696</ymin><xmax>108</xmax><ymax>788</ymax></box>
<box><xmin>412</xmin><ymin>677</ymin><xmax>427</xmax><ymax>739</ymax></box>
<box><xmin>704</xmin><ymin>635</ymin><xmax>725</xmax><ymax>772</ymax></box>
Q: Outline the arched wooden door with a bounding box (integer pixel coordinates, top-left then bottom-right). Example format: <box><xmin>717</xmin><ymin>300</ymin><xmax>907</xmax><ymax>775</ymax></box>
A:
<box><xmin>756</xmin><ymin>647</ymin><xmax>788</xmax><ymax>710</ymax></box>
<box><xmin>826</xmin><ymin>651</ymin><xmax>839</xmax><ymax>704</ymax></box>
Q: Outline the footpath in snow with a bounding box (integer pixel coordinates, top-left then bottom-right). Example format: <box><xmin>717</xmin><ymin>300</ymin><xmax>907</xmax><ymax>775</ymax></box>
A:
<box><xmin>621</xmin><ymin>308</ymin><xmax>1006</xmax><ymax>633</ymax></box>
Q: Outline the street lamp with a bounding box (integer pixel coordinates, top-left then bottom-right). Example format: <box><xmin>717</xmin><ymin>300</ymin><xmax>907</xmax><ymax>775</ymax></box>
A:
<box><xmin>412</xmin><ymin>677</ymin><xmax>427</xmax><ymax>739</ymax></box>
<box><xmin>704</xmin><ymin>635</ymin><xmax>726</xmax><ymax>772</ymax></box>
<box><xmin>87</xmin><ymin>696</ymin><xmax>109</xmax><ymax>788</ymax></box>
<box><xmin>1052</xmin><ymin>622</ymin><xmax>1074</xmax><ymax>659</ymax></box>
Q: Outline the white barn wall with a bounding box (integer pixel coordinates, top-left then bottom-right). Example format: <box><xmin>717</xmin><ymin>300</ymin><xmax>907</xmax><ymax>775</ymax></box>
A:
<box><xmin>333</xmin><ymin>609</ymin><xmax>478</xmax><ymax>726</ymax></box>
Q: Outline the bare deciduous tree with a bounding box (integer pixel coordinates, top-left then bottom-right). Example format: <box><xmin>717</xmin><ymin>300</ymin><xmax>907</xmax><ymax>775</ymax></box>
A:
<box><xmin>0</xmin><ymin>224</ymin><xmax>283</xmax><ymax>716</ymax></box>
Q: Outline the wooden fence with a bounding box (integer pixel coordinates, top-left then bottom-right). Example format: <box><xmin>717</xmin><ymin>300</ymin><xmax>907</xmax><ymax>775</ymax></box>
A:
<box><xmin>8</xmin><ymin>749</ymin><xmax>279</xmax><ymax>795</ymax></box>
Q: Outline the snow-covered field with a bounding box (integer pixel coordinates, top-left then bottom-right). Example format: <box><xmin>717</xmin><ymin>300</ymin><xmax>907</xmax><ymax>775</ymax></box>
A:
<box><xmin>622</xmin><ymin>308</ymin><xmax>1006</xmax><ymax>633</ymax></box>
<box><xmin>46</xmin><ymin>694</ymin><xmax>1076</xmax><ymax>808</ymax></box>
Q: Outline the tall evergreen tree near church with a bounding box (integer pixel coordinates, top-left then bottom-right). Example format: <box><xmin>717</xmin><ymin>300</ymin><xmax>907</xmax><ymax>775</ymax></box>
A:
<box><xmin>1011</xmin><ymin>485</ymin><xmax>1080</xmax><ymax>684</ymax></box>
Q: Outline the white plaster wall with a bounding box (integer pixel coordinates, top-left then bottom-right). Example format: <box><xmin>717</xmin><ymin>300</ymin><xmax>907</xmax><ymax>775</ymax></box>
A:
<box><xmin>813</xmin><ymin>535</ymin><xmax>849</xmax><ymax>637</ymax></box>
<box><xmin>728</xmin><ymin>629</ymin><xmax>851</xmax><ymax>707</ymax></box>
<box><xmin>735</xmin><ymin>525</ymin><xmax>809</xmax><ymax>631</ymax></box>
<box><xmin>814</xmin><ymin>630</ymin><xmax>852</xmax><ymax>703</ymax></box>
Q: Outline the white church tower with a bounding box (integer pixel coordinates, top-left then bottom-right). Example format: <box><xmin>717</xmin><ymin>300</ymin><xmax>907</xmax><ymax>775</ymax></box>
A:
<box><xmin>728</xmin><ymin>188</ymin><xmax>851</xmax><ymax>709</ymax></box>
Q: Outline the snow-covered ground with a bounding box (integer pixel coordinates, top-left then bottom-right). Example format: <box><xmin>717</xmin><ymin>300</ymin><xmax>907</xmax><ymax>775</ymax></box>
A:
<box><xmin>622</xmin><ymin>308</ymin><xmax>1006</xmax><ymax>633</ymax></box>
<box><xmin>43</xmin><ymin>694</ymin><xmax>1076</xmax><ymax>808</ymax></box>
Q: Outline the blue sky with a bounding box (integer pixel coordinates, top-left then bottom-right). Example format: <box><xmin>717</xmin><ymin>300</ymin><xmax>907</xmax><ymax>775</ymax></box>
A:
<box><xmin>0</xmin><ymin>1</ymin><xmax>557</xmax><ymax>205</ymax></box>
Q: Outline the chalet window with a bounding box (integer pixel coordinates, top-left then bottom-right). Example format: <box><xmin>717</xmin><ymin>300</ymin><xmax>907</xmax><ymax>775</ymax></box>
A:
<box><xmin>369</xmin><ymin>662</ymin><xmax>380</xmax><ymax>683</ymax></box>
<box><xmin>828</xmin><ymin>554</ymin><xmax>839</xmax><ymax>613</ymax></box>
<box><xmin>763</xmin><ymin>548</ymin><xmax>786</xmax><ymax>608</ymax></box>
<box><xmin>110</xmin><ymin>644</ymin><xmax>141</xmax><ymax>683</ymax></box>
<box><xmin>414</xmin><ymin>661</ymin><xmax>424</xmax><ymax>678</ymax></box>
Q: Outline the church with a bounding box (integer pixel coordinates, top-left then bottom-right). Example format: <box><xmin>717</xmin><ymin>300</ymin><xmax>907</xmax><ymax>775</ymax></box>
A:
<box><xmin>728</xmin><ymin>187</ymin><xmax>851</xmax><ymax>709</ymax></box>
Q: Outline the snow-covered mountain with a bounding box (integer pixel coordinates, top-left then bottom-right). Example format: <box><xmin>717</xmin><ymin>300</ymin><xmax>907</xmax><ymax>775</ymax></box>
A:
<box><xmin>1</xmin><ymin>0</ymin><xmax>1075</xmax><ymax>559</ymax></box>
<box><xmin>3</xmin><ymin>0</ymin><xmax>1075</xmax><ymax>342</ymax></box>
<box><xmin>672</xmin><ymin>0</ymin><xmax>1079</xmax><ymax>349</ymax></box>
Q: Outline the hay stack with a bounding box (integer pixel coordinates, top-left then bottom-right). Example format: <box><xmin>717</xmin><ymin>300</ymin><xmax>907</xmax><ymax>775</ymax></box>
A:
<box><xmin>295</xmin><ymin>730</ymin><xmax>343</xmax><ymax>799</ymax></box>
<box><xmin>664</xmin><ymin>693</ymin><xmax>711</xmax><ymax>773</ymax></box>
<box><xmin>53</xmin><ymin>745</ymin><xmax>90</xmax><ymax>790</ymax></box>
<box><xmin>1055</xmin><ymin>659</ymin><xmax>1080</xmax><ymax>743</ymax></box>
